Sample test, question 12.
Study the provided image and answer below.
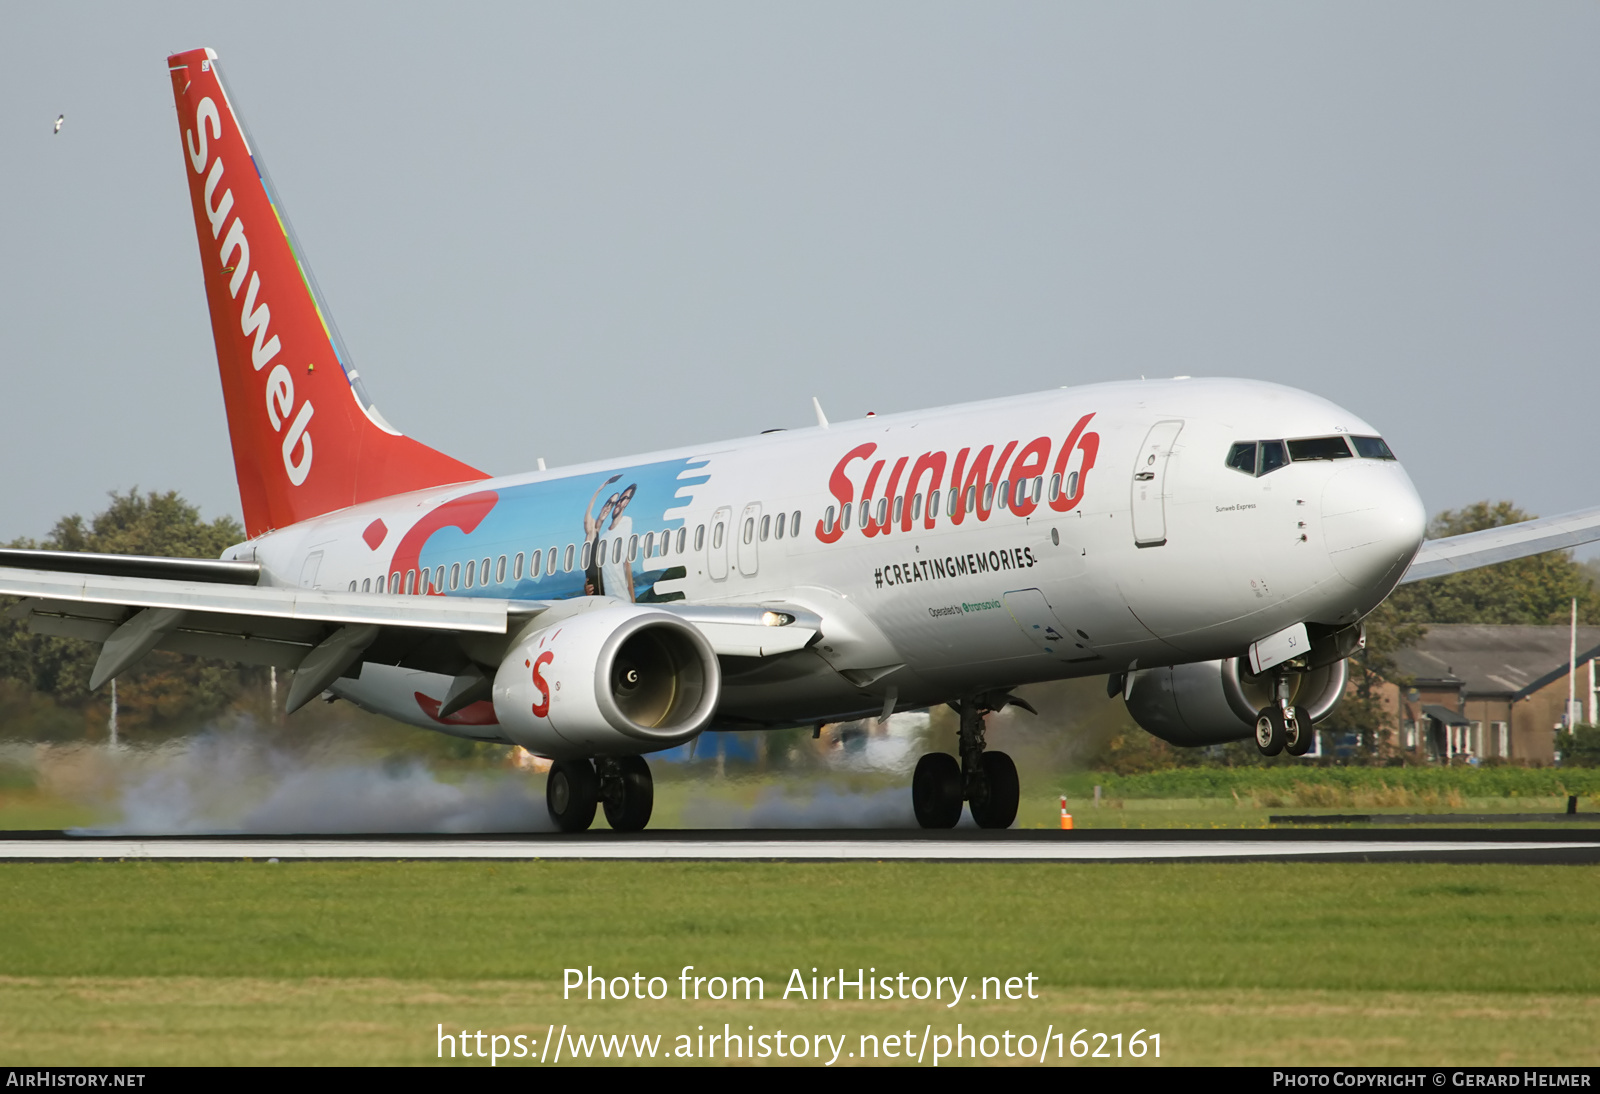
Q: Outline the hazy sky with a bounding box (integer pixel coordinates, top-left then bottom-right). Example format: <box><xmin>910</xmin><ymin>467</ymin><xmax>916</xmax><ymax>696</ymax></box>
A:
<box><xmin>2</xmin><ymin>3</ymin><xmax>1596</xmax><ymax>552</ymax></box>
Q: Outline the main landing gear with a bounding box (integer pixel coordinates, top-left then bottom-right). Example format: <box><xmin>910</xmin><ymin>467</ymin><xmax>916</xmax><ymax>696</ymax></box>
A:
<box><xmin>545</xmin><ymin>755</ymin><xmax>655</xmax><ymax>832</ymax></box>
<box><xmin>1253</xmin><ymin>673</ymin><xmax>1316</xmax><ymax>758</ymax></box>
<box><xmin>912</xmin><ymin>693</ymin><xmax>1022</xmax><ymax>829</ymax></box>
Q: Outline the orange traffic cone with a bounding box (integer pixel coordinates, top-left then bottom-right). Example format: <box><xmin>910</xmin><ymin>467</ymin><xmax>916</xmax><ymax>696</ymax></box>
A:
<box><xmin>1060</xmin><ymin>796</ymin><xmax>1073</xmax><ymax>830</ymax></box>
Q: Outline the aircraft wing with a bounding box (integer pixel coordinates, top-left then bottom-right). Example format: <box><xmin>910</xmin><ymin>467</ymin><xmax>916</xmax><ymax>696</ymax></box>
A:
<box><xmin>0</xmin><ymin>553</ymin><xmax>819</xmax><ymax>713</ymax></box>
<box><xmin>1400</xmin><ymin>505</ymin><xmax>1600</xmax><ymax>584</ymax></box>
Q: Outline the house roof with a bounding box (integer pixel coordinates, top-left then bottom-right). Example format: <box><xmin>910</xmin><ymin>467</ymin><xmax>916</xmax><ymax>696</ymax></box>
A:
<box><xmin>1422</xmin><ymin>703</ymin><xmax>1472</xmax><ymax>726</ymax></box>
<box><xmin>1393</xmin><ymin>624</ymin><xmax>1600</xmax><ymax>700</ymax></box>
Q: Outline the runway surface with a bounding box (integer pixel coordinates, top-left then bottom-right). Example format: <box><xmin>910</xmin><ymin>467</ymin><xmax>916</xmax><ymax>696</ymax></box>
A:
<box><xmin>2</xmin><ymin>829</ymin><xmax>1596</xmax><ymax>863</ymax></box>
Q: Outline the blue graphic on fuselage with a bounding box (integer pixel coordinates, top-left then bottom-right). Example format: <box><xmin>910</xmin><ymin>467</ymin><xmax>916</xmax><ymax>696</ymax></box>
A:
<box><xmin>414</xmin><ymin>457</ymin><xmax>710</xmax><ymax>603</ymax></box>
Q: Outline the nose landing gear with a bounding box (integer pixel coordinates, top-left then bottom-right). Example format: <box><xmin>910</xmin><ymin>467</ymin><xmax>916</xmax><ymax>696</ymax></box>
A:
<box><xmin>912</xmin><ymin>692</ymin><xmax>1023</xmax><ymax>829</ymax></box>
<box><xmin>1254</xmin><ymin>673</ymin><xmax>1317</xmax><ymax>758</ymax></box>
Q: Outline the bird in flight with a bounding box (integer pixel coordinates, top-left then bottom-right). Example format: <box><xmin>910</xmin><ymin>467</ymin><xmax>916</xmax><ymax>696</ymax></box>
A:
<box><xmin>53</xmin><ymin>114</ymin><xmax>64</xmax><ymax>134</ymax></box>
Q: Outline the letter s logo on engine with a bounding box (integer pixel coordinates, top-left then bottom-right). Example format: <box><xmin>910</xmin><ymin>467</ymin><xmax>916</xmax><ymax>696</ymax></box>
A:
<box><xmin>529</xmin><ymin>651</ymin><xmax>554</xmax><ymax>718</ymax></box>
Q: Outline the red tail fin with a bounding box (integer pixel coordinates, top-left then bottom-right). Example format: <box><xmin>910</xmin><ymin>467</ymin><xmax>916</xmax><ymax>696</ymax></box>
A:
<box><xmin>167</xmin><ymin>48</ymin><xmax>487</xmax><ymax>538</ymax></box>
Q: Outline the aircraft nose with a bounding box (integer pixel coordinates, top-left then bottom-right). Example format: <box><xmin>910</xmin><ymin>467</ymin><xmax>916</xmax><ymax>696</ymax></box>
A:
<box><xmin>1320</xmin><ymin>461</ymin><xmax>1427</xmax><ymax>607</ymax></box>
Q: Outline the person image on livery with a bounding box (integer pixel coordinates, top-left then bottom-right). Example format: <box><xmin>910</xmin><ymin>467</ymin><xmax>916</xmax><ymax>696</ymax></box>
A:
<box><xmin>599</xmin><ymin>483</ymin><xmax>638</xmax><ymax>603</ymax></box>
<box><xmin>582</xmin><ymin>474</ymin><xmax>623</xmax><ymax>596</ymax></box>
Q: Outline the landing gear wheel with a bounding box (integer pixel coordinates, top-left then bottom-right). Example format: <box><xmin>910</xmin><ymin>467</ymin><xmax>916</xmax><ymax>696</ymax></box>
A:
<box><xmin>546</xmin><ymin>759</ymin><xmax>598</xmax><ymax>832</ymax></box>
<box><xmin>602</xmin><ymin>756</ymin><xmax>655</xmax><ymax>832</ymax></box>
<box><xmin>969</xmin><ymin>751</ymin><xmax>1019</xmax><ymax>829</ymax></box>
<box><xmin>1284</xmin><ymin>706</ymin><xmax>1316</xmax><ymax>757</ymax></box>
<box><xmin>912</xmin><ymin>753</ymin><xmax>962</xmax><ymax>829</ymax></box>
<box><xmin>1255</xmin><ymin>707</ymin><xmax>1286</xmax><ymax>757</ymax></box>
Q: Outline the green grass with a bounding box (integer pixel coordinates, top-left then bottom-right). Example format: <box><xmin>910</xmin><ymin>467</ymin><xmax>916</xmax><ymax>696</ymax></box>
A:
<box><xmin>1</xmin><ymin>861</ymin><xmax>1596</xmax><ymax>1065</ymax></box>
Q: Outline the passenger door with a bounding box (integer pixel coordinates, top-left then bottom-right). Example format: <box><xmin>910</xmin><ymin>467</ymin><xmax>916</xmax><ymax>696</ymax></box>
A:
<box><xmin>1131</xmin><ymin>420</ymin><xmax>1184</xmax><ymax>547</ymax></box>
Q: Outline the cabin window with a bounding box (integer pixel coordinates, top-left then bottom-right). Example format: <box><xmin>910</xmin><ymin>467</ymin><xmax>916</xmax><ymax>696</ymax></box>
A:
<box><xmin>774</xmin><ymin>513</ymin><xmax>786</xmax><ymax>539</ymax></box>
<box><xmin>759</xmin><ymin>515</ymin><xmax>770</xmax><ymax>541</ymax></box>
<box><xmin>495</xmin><ymin>555</ymin><xmax>507</xmax><ymax>584</ymax></box>
<box><xmin>511</xmin><ymin>553</ymin><xmax>523</xmax><ymax>581</ymax></box>
<box><xmin>893</xmin><ymin>496</ymin><xmax>904</xmax><ymax>524</ymax></box>
<box><xmin>1032</xmin><ymin>477</ymin><xmax>1043</xmax><ymax>503</ymax></box>
<box><xmin>449</xmin><ymin>563</ymin><xmax>460</xmax><ymax>590</ymax></box>
<box><xmin>875</xmin><ymin>498</ymin><xmax>888</xmax><ymax>526</ymax></box>
<box><xmin>1048</xmin><ymin>473</ymin><xmax>1061</xmax><ymax>501</ymax></box>
<box><xmin>627</xmin><ymin>535</ymin><xmax>638</xmax><ymax>562</ymax></box>
<box><xmin>824</xmin><ymin>506</ymin><xmax>836</xmax><ymax>533</ymax></box>
<box><xmin>791</xmin><ymin>510</ymin><xmax>800</xmax><ymax>537</ymax></box>
<box><xmin>743</xmin><ymin>518</ymin><xmax>754</xmax><ymax>545</ymax></box>
<box><xmin>911</xmin><ymin>494</ymin><xmax>923</xmax><ymax>522</ymax></box>
<box><xmin>386</xmin><ymin>572</ymin><xmax>398</xmax><ymax>593</ymax></box>
<box><xmin>580</xmin><ymin>541</ymin><xmax>592</xmax><ymax>570</ymax></box>
<box><xmin>695</xmin><ymin>525</ymin><xmax>706</xmax><ymax>551</ymax></box>
<box><xmin>676</xmin><ymin>527</ymin><xmax>687</xmax><ymax>554</ymax></box>
<box><xmin>982</xmin><ymin>483</ymin><xmax>995</xmax><ymax>510</ymax></box>
<box><xmin>644</xmin><ymin>532</ymin><xmax>656</xmax><ymax>557</ymax></box>
<box><xmin>612</xmin><ymin>539</ymin><xmax>623</xmax><ymax>564</ymax></box>
<box><xmin>481</xmin><ymin>558</ymin><xmax>491</xmax><ymax>584</ymax></box>
<box><xmin>435</xmin><ymin>565</ymin><xmax>446</xmax><ymax>592</ymax></box>
<box><xmin>464</xmin><ymin>560</ymin><xmax>475</xmax><ymax>588</ymax></box>
<box><xmin>997</xmin><ymin>481</ymin><xmax>1009</xmax><ymax>510</ymax></box>
<box><xmin>841</xmin><ymin>503</ymin><xmax>852</xmax><ymax>531</ymax></box>
<box><xmin>361</xmin><ymin>578</ymin><xmax>371</xmax><ymax>592</ymax></box>
<box><xmin>1065</xmin><ymin>470</ymin><xmax>1079</xmax><ymax>500</ymax></box>
<box><xmin>563</xmin><ymin>544</ymin><xmax>575</xmax><ymax>572</ymax></box>
<box><xmin>406</xmin><ymin>569</ymin><xmax>417</xmax><ymax>594</ymax></box>
<box><xmin>348</xmin><ymin>580</ymin><xmax>357</xmax><ymax>592</ymax></box>
<box><xmin>927</xmin><ymin>490</ymin><xmax>940</xmax><ymax>519</ymax></box>
<box><xmin>964</xmin><ymin>485</ymin><xmax>977</xmax><ymax>513</ymax></box>
<box><xmin>712</xmin><ymin>522</ymin><xmax>725</xmax><ymax>550</ymax></box>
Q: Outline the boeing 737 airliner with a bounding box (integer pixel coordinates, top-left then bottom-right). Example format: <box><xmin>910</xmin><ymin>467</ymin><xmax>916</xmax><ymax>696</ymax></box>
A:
<box><xmin>3</xmin><ymin>49</ymin><xmax>1597</xmax><ymax>832</ymax></box>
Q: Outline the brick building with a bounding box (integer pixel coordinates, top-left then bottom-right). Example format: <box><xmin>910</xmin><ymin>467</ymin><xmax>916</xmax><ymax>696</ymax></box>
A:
<box><xmin>1380</xmin><ymin>624</ymin><xmax>1600</xmax><ymax>763</ymax></box>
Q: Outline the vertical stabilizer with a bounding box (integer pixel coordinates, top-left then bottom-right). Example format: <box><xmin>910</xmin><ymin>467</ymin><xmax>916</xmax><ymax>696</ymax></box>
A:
<box><xmin>167</xmin><ymin>48</ymin><xmax>487</xmax><ymax>537</ymax></box>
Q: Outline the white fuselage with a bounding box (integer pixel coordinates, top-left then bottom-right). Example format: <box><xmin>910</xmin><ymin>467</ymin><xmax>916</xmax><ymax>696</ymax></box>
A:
<box><xmin>227</xmin><ymin>377</ymin><xmax>1426</xmax><ymax>744</ymax></box>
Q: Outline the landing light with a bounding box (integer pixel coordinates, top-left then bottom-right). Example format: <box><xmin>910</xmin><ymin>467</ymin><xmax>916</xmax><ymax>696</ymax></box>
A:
<box><xmin>761</xmin><ymin>611</ymin><xmax>795</xmax><ymax>627</ymax></box>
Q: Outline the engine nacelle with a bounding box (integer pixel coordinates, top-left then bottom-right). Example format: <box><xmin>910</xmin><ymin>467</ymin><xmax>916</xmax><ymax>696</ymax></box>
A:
<box><xmin>1124</xmin><ymin>656</ymin><xmax>1349</xmax><ymax>747</ymax></box>
<box><xmin>492</xmin><ymin>603</ymin><xmax>720</xmax><ymax>759</ymax></box>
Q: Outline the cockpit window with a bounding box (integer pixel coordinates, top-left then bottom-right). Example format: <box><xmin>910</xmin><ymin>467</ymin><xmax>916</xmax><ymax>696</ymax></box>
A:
<box><xmin>1228</xmin><ymin>435</ymin><xmax>1391</xmax><ymax>476</ymax></box>
<box><xmin>1224</xmin><ymin>439</ymin><xmax>1291</xmax><ymax>477</ymax></box>
<box><xmin>1351</xmin><ymin>435</ymin><xmax>1396</xmax><ymax>460</ymax></box>
<box><xmin>1225</xmin><ymin>442</ymin><xmax>1257</xmax><ymax>475</ymax></box>
<box><xmin>1287</xmin><ymin>436</ymin><xmax>1353</xmax><ymax>461</ymax></box>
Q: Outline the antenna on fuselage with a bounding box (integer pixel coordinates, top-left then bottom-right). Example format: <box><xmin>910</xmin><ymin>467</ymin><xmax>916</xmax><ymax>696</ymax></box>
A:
<box><xmin>812</xmin><ymin>397</ymin><xmax>829</xmax><ymax>430</ymax></box>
